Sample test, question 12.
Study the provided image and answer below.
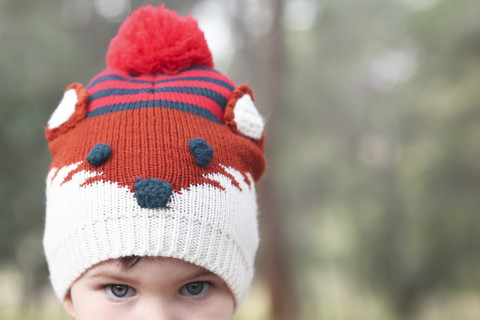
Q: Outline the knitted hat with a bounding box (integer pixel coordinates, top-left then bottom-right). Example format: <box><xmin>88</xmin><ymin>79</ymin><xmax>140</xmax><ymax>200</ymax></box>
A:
<box><xmin>43</xmin><ymin>5</ymin><xmax>265</xmax><ymax>310</ymax></box>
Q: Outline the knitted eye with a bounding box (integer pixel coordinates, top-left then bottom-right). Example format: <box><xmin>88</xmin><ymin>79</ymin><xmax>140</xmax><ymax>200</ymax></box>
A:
<box><xmin>189</xmin><ymin>138</ymin><xmax>213</xmax><ymax>166</ymax></box>
<box><xmin>87</xmin><ymin>143</ymin><xmax>112</xmax><ymax>167</ymax></box>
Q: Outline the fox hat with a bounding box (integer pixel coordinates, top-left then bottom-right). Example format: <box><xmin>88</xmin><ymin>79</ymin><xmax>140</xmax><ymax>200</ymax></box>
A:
<box><xmin>44</xmin><ymin>4</ymin><xmax>265</xmax><ymax>310</ymax></box>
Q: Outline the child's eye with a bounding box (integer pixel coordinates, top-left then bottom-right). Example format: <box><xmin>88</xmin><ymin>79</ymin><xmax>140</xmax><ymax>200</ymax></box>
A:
<box><xmin>180</xmin><ymin>281</ymin><xmax>211</xmax><ymax>298</ymax></box>
<box><xmin>104</xmin><ymin>284</ymin><xmax>135</xmax><ymax>299</ymax></box>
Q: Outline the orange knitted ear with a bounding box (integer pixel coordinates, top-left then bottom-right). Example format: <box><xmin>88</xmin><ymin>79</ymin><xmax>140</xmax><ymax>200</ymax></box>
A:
<box><xmin>45</xmin><ymin>83</ymin><xmax>88</xmax><ymax>142</ymax></box>
<box><xmin>224</xmin><ymin>84</ymin><xmax>265</xmax><ymax>149</ymax></box>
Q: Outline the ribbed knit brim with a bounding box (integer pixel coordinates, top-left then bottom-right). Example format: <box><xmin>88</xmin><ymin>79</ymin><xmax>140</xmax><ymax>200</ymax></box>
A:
<box><xmin>45</xmin><ymin>162</ymin><xmax>259</xmax><ymax>310</ymax></box>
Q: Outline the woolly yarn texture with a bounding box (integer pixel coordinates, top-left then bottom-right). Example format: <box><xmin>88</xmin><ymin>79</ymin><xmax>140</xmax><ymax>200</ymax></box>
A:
<box><xmin>44</xmin><ymin>5</ymin><xmax>265</xmax><ymax>311</ymax></box>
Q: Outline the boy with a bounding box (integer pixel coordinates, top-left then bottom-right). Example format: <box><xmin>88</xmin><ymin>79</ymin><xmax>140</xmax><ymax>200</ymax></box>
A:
<box><xmin>44</xmin><ymin>5</ymin><xmax>265</xmax><ymax>319</ymax></box>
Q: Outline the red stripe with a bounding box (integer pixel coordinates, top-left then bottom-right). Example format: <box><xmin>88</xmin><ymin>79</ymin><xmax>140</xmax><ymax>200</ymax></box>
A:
<box><xmin>89</xmin><ymin>68</ymin><xmax>234</xmax><ymax>83</ymax></box>
<box><xmin>89</xmin><ymin>70</ymin><xmax>155</xmax><ymax>84</ymax></box>
<box><xmin>88</xmin><ymin>80</ymin><xmax>155</xmax><ymax>93</ymax></box>
<box><xmin>154</xmin><ymin>68</ymin><xmax>234</xmax><ymax>82</ymax></box>
<box><xmin>88</xmin><ymin>92</ymin><xmax>224</xmax><ymax>120</ymax></box>
<box><xmin>88</xmin><ymin>79</ymin><xmax>232</xmax><ymax>98</ymax></box>
<box><xmin>88</xmin><ymin>68</ymin><xmax>235</xmax><ymax>89</ymax></box>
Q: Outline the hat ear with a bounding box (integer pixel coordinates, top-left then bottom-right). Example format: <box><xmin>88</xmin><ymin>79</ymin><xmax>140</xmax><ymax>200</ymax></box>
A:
<box><xmin>45</xmin><ymin>83</ymin><xmax>88</xmax><ymax>142</ymax></box>
<box><xmin>224</xmin><ymin>85</ymin><xmax>265</xmax><ymax>144</ymax></box>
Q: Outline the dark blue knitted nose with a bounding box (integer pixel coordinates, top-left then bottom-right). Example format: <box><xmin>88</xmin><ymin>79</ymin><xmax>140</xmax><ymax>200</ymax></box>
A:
<box><xmin>134</xmin><ymin>178</ymin><xmax>173</xmax><ymax>208</ymax></box>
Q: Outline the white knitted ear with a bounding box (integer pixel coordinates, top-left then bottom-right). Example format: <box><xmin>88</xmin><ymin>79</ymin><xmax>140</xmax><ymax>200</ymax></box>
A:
<box><xmin>233</xmin><ymin>94</ymin><xmax>264</xmax><ymax>140</ymax></box>
<box><xmin>48</xmin><ymin>89</ymin><xmax>79</xmax><ymax>129</ymax></box>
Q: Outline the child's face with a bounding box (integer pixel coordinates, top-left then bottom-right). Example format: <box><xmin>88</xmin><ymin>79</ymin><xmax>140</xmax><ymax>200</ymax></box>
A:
<box><xmin>64</xmin><ymin>257</ymin><xmax>235</xmax><ymax>319</ymax></box>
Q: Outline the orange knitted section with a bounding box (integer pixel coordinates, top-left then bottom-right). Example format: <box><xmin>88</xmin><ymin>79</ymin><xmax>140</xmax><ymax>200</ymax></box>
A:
<box><xmin>47</xmin><ymin>107</ymin><xmax>265</xmax><ymax>194</ymax></box>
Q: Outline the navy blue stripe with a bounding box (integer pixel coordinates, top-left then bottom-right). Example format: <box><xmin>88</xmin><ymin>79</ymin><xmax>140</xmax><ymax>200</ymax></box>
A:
<box><xmin>162</xmin><ymin>77</ymin><xmax>234</xmax><ymax>91</ymax></box>
<box><xmin>188</xmin><ymin>66</ymin><xmax>214</xmax><ymax>71</ymax></box>
<box><xmin>86</xmin><ymin>100</ymin><xmax>222</xmax><ymax>124</ymax></box>
<box><xmin>89</xmin><ymin>87</ymin><xmax>228</xmax><ymax>109</ymax></box>
<box><xmin>87</xmin><ymin>75</ymin><xmax>234</xmax><ymax>91</ymax></box>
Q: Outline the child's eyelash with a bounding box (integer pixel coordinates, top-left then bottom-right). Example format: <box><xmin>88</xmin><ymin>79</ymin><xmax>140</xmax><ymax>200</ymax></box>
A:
<box><xmin>180</xmin><ymin>280</ymin><xmax>215</xmax><ymax>298</ymax></box>
<box><xmin>101</xmin><ymin>283</ymin><xmax>136</xmax><ymax>300</ymax></box>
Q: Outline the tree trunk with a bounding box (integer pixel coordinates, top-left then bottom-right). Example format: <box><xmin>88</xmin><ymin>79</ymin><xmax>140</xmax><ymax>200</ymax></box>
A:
<box><xmin>259</xmin><ymin>0</ymin><xmax>300</xmax><ymax>319</ymax></box>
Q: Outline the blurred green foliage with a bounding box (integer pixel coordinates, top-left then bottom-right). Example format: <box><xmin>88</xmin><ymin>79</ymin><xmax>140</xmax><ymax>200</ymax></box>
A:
<box><xmin>1</xmin><ymin>0</ymin><xmax>480</xmax><ymax>319</ymax></box>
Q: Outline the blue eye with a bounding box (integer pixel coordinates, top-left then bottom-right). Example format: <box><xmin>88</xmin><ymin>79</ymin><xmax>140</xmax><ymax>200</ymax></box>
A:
<box><xmin>87</xmin><ymin>143</ymin><xmax>111</xmax><ymax>166</ymax></box>
<box><xmin>189</xmin><ymin>138</ymin><xmax>213</xmax><ymax>167</ymax></box>
<box><xmin>180</xmin><ymin>281</ymin><xmax>211</xmax><ymax>297</ymax></box>
<box><xmin>105</xmin><ymin>284</ymin><xmax>135</xmax><ymax>299</ymax></box>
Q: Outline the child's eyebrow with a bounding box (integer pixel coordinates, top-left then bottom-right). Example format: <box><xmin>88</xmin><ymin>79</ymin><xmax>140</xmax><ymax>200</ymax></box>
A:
<box><xmin>84</xmin><ymin>262</ymin><xmax>220</xmax><ymax>284</ymax></box>
<box><xmin>182</xmin><ymin>269</ymin><xmax>217</xmax><ymax>282</ymax></box>
<box><xmin>87</xmin><ymin>272</ymin><xmax>136</xmax><ymax>283</ymax></box>
<box><xmin>191</xmin><ymin>269</ymin><xmax>214</xmax><ymax>278</ymax></box>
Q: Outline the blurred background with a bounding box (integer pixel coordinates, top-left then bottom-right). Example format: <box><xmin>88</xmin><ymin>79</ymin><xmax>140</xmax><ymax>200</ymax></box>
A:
<box><xmin>1</xmin><ymin>0</ymin><xmax>480</xmax><ymax>319</ymax></box>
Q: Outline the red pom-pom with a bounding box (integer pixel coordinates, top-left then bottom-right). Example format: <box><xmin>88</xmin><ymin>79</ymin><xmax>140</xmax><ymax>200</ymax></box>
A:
<box><xmin>106</xmin><ymin>5</ymin><xmax>213</xmax><ymax>75</ymax></box>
